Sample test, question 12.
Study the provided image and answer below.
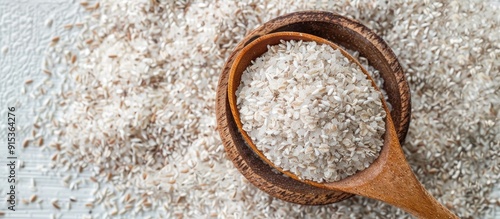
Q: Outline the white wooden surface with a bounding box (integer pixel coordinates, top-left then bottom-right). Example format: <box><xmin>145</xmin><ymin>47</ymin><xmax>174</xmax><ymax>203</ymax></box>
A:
<box><xmin>0</xmin><ymin>1</ymin><xmax>146</xmax><ymax>218</ymax></box>
<box><xmin>1</xmin><ymin>1</ymin><xmax>96</xmax><ymax>218</ymax></box>
<box><xmin>0</xmin><ymin>1</ymin><xmax>499</xmax><ymax>218</ymax></box>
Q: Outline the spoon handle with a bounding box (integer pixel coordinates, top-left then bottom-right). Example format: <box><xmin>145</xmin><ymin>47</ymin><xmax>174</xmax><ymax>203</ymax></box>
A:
<box><xmin>335</xmin><ymin>121</ymin><xmax>458</xmax><ymax>219</ymax></box>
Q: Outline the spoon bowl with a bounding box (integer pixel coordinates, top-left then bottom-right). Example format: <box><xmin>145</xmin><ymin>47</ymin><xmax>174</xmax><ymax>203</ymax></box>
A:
<box><xmin>227</xmin><ymin>31</ymin><xmax>385</xmax><ymax>183</ymax></box>
<box><xmin>227</xmin><ymin>31</ymin><xmax>458</xmax><ymax>219</ymax></box>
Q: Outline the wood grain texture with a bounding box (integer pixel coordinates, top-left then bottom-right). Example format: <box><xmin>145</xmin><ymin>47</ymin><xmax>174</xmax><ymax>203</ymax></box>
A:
<box><xmin>317</xmin><ymin>109</ymin><xmax>457</xmax><ymax>218</ymax></box>
<box><xmin>216</xmin><ymin>11</ymin><xmax>411</xmax><ymax>205</ymax></box>
<box><xmin>274</xmin><ymin>91</ymin><xmax>458</xmax><ymax>218</ymax></box>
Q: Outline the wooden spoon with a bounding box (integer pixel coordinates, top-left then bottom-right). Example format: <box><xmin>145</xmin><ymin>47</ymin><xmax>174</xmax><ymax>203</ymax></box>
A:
<box><xmin>227</xmin><ymin>31</ymin><xmax>458</xmax><ymax>219</ymax></box>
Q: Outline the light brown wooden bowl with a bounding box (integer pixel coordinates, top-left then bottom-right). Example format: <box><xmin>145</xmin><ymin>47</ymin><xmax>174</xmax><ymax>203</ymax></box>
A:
<box><xmin>216</xmin><ymin>11</ymin><xmax>411</xmax><ymax>205</ymax></box>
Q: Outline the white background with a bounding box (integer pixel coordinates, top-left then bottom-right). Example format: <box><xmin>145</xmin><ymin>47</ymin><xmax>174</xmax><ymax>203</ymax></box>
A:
<box><xmin>0</xmin><ymin>1</ymin><xmax>139</xmax><ymax>218</ymax></box>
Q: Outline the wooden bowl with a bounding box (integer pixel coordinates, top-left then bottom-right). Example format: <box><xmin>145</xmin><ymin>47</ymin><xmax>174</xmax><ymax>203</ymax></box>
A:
<box><xmin>216</xmin><ymin>11</ymin><xmax>411</xmax><ymax>205</ymax></box>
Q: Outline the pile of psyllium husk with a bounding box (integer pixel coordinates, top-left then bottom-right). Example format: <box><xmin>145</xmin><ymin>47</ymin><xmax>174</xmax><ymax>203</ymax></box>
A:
<box><xmin>236</xmin><ymin>40</ymin><xmax>386</xmax><ymax>183</ymax></box>
<box><xmin>27</xmin><ymin>0</ymin><xmax>500</xmax><ymax>218</ymax></box>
